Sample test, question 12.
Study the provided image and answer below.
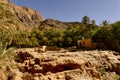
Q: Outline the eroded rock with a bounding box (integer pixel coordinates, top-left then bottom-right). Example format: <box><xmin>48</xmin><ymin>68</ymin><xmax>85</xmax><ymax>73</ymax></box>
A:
<box><xmin>14</xmin><ymin>49</ymin><xmax>120</xmax><ymax>80</ymax></box>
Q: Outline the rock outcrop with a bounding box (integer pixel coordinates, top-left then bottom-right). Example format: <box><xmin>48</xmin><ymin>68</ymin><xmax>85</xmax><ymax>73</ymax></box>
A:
<box><xmin>40</xmin><ymin>19</ymin><xmax>68</xmax><ymax>29</ymax></box>
<box><xmin>9</xmin><ymin>4</ymin><xmax>44</xmax><ymax>27</ymax></box>
<box><xmin>1</xmin><ymin>0</ymin><xmax>69</xmax><ymax>30</ymax></box>
<box><xmin>14</xmin><ymin>49</ymin><xmax>120</xmax><ymax>80</ymax></box>
<box><xmin>1</xmin><ymin>0</ymin><xmax>44</xmax><ymax>28</ymax></box>
<box><xmin>1</xmin><ymin>0</ymin><xmax>10</xmax><ymax>3</ymax></box>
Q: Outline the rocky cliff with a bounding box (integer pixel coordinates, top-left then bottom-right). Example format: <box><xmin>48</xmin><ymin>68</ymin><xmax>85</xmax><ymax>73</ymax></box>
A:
<box><xmin>1</xmin><ymin>0</ymin><xmax>69</xmax><ymax>30</ymax></box>
<box><xmin>10</xmin><ymin>4</ymin><xmax>44</xmax><ymax>27</ymax></box>
<box><xmin>1</xmin><ymin>0</ymin><xmax>44</xmax><ymax>28</ymax></box>
<box><xmin>1</xmin><ymin>0</ymin><xmax>10</xmax><ymax>3</ymax></box>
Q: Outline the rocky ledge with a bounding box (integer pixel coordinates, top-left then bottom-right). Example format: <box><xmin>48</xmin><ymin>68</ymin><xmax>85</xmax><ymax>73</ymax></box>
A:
<box><xmin>12</xmin><ymin>49</ymin><xmax>120</xmax><ymax>80</ymax></box>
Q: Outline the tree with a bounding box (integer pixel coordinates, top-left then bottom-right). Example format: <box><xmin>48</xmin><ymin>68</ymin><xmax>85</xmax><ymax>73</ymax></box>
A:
<box><xmin>111</xmin><ymin>21</ymin><xmax>120</xmax><ymax>40</ymax></box>
<box><xmin>82</xmin><ymin>16</ymin><xmax>90</xmax><ymax>25</ymax></box>
<box><xmin>91</xmin><ymin>20</ymin><xmax>96</xmax><ymax>26</ymax></box>
<box><xmin>32</xmin><ymin>27</ymin><xmax>44</xmax><ymax>45</ymax></box>
<box><xmin>92</xmin><ymin>27</ymin><xmax>112</xmax><ymax>43</ymax></box>
<box><xmin>110</xmin><ymin>22</ymin><xmax>120</xmax><ymax>51</ymax></box>
<box><xmin>101</xmin><ymin>20</ymin><xmax>109</xmax><ymax>27</ymax></box>
<box><xmin>92</xmin><ymin>23</ymin><xmax>120</xmax><ymax>52</ymax></box>
<box><xmin>65</xmin><ymin>37</ymin><xmax>72</xmax><ymax>46</ymax></box>
<box><xmin>42</xmin><ymin>37</ymin><xmax>48</xmax><ymax>45</ymax></box>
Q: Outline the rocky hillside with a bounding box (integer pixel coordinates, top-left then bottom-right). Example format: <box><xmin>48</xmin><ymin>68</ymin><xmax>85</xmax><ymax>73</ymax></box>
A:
<box><xmin>40</xmin><ymin>19</ymin><xmax>68</xmax><ymax>29</ymax></box>
<box><xmin>1</xmin><ymin>0</ymin><xmax>44</xmax><ymax>29</ymax></box>
<box><xmin>1</xmin><ymin>48</ymin><xmax>119</xmax><ymax>80</ymax></box>
<box><xmin>1</xmin><ymin>0</ymin><xmax>69</xmax><ymax>30</ymax></box>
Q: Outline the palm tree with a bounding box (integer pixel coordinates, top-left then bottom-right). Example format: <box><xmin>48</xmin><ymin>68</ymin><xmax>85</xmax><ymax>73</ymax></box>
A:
<box><xmin>82</xmin><ymin>16</ymin><xmax>90</xmax><ymax>25</ymax></box>
<box><xmin>0</xmin><ymin>26</ymin><xmax>12</xmax><ymax>56</ymax></box>
<box><xmin>91</xmin><ymin>20</ymin><xmax>96</xmax><ymax>26</ymax></box>
<box><xmin>102</xmin><ymin>20</ymin><xmax>109</xmax><ymax>27</ymax></box>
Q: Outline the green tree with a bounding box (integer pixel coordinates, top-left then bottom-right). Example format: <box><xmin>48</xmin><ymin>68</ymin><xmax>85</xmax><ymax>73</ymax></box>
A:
<box><xmin>11</xmin><ymin>30</ymin><xmax>39</xmax><ymax>48</ymax></box>
<box><xmin>65</xmin><ymin>37</ymin><xmax>72</xmax><ymax>46</ymax></box>
<box><xmin>42</xmin><ymin>37</ymin><xmax>48</xmax><ymax>45</ymax></box>
<box><xmin>110</xmin><ymin>22</ymin><xmax>120</xmax><ymax>51</ymax></box>
<box><xmin>92</xmin><ymin>27</ymin><xmax>112</xmax><ymax>43</ymax></box>
<box><xmin>91</xmin><ymin>20</ymin><xmax>96</xmax><ymax>26</ymax></box>
<box><xmin>101</xmin><ymin>20</ymin><xmax>109</xmax><ymax>27</ymax></box>
<box><xmin>82</xmin><ymin>16</ymin><xmax>90</xmax><ymax>25</ymax></box>
<box><xmin>43</xmin><ymin>28</ymin><xmax>64</xmax><ymax>46</ymax></box>
<box><xmin>32</xmin><ymin>27</ymin><xmax>44</xmax><ymax>45</ymax></box>
<box><xmin>92</xmin><ymin>23</ymin><xmax>120</xmax><ymax>51</ymax></box>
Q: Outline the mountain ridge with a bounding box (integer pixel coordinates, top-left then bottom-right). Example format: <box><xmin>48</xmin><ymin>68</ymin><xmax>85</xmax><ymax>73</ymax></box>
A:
<box><xmin>0</xmin><ymin>0</ymin><xmax>78</xmax><ymax>30</ymax></box>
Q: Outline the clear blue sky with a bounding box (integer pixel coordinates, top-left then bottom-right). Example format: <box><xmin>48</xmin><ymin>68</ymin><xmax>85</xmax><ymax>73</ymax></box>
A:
<box><xmin>10</xmin><ymin>0</ymin><xmax>120</xmax><ymax>24</ymax></box>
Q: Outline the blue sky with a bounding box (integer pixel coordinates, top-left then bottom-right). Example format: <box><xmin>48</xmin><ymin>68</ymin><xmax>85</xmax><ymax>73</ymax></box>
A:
<box><xmin>10</xmin><ymin>0</ymin><xmax>120</xmax><ymax>24</ymax></box>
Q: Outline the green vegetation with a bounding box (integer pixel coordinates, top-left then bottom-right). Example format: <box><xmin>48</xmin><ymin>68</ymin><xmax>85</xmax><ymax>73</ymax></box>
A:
<box><xmin>0</xmin><ymin>1</ymin><xmax>120</xmax><ymax>80</ymax></box>
<box><xmin>82</xmin><ymin>15</ymin><xmax>90</xmax><ymax>25</ymax></box>
<box><xmin>0</xmin><ymin>2</ymin><xmax>120</xmax><ymax>52</ymax></box>
<box><xmin>92</xmin><ymin>21</ymin><xmax>120</xmax><ymax>51</ymax></box>
<box><xmin>9</xmin><ymin>19</ymin><xmax>100</xmax><ymax>48</ymax></box>
<box><xmin>0</xmin><ymin>7</ymin><xmax>120</xmax><ymax>52</ymax></box>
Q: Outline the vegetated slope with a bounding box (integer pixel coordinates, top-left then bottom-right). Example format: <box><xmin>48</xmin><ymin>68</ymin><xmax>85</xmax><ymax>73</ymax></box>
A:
<box><xmin>0</xmin><ymin>0</ymin><xmax>44</xmax><ymax>51</ymax></box>
<box><xmin>1</xmin><ymin>0</ymin><xmax>74</xmax><ymax>30</ymax></box>
<box><xmin>0</xmin><ymin>0</ymin><xmax>45</xmax><ymax>49</ymax></box>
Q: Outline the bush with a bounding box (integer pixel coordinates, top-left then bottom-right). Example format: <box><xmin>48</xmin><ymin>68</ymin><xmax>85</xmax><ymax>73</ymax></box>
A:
<box><xmin>92</xmin><ymin>22</ymin><xmax>120</xmax><ymax>52</ymax></box>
